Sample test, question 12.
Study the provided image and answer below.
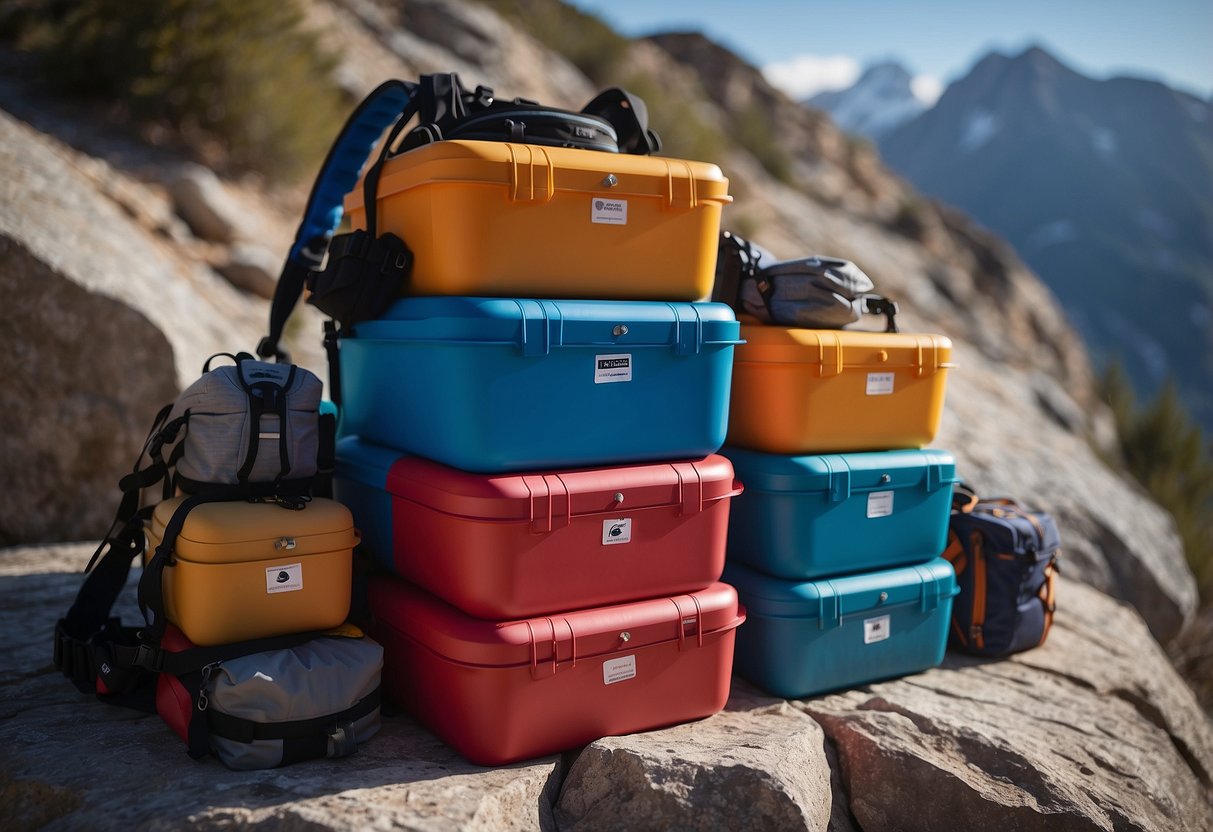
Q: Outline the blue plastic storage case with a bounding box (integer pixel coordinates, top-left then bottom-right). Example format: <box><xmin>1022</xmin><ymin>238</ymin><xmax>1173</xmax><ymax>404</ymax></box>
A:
<box><xmin>724</xmin><ymin>447</ymin><xmax>957</xmax><ymax>580</ymax></box>
<box><xmin>724</xmin><ymin>558</ymin><xmax>957</xmax><ymax>699</ymax></box>
<box><xmin>339</xmin><ymin>297</ymin><xmax>741</xmax><ymax>472</ymax></box>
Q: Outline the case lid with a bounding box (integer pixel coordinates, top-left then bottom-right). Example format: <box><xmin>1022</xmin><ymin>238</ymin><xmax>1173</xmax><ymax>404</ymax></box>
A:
<box><xmin>348</xmin><ymin>139</ymin><xmax>732</xmax><ymax>213</ymax></box>
<box><xmin>337</xmin><ymin>436</ymin><xmax>742</xmax><ymax>528</ymax></box>
<box><xmin>350</xmin><ymin>297</ymin><xmax>741</xmax><ymax>356</ymax></box>
<box><xmin>734</xmin><ymin>325</ymin><xmax>953</xmax><ymax>376</ymax></box>
<box><xmin>724</xmin><ymin>447</ymin><xmax>956</xmax><ymax>501</ymax></box>
<box><xmin>369</xmin><ymin>578</ymin><xmax>744</xmax><ymax>672</ymax></box>
<box><xmin>147</xmin><ymin>496</ymin><xmax>357</xmax><ymax>565</ymax></box>
<box><xmin>723</xmin><ymin>559</ymin><xmax>957</xmax><ymax>627</ymax></box>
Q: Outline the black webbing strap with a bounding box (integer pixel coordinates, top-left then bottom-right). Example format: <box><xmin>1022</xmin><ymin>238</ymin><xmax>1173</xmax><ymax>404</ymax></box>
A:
<box><xmin>112</xmin><ymin>627</ymin><xmax>325</xmax><ymax>678</ymax></box>
<box><xmin>206</xmin><ymin>687</ymin><xmax>381</xmax><ymax>745</ymax></box>
<box><xmin>323</xmin><ymin>320</ymin><xmax>342</xmax><ymax>409</ymax></box>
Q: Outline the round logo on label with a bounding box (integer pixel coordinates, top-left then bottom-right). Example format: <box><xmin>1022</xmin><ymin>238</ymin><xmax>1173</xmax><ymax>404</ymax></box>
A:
<box><xmin>595</xmin><ymin>200</ymin><xmax>605</xmax><ymax>210</ymax></box>
<box><xmin>276</xmin><ymin>571</ymin><xmax>291</xmax><ymax>583</ymax></box>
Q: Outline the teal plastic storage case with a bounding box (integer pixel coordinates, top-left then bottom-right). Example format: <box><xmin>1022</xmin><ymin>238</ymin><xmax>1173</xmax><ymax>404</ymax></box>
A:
<box><xmin>724</xmin><ymin>447</ymin><xmax>957</xmax><ymax>579</ymax></box>
<box><xmin>724</xmin><ymin>558</ymin><xmax>957</xmax><ymax>698</ymax></box>
<box><xmin>339</xmin><ymin>297</ymin><xmax>741</xmax><ymax>472</ymax></box>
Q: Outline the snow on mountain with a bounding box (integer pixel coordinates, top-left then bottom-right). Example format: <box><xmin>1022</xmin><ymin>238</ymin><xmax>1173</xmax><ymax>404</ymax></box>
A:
<box><xmin>807</xmin><ymin>61</ymin><xmax>932</xmax><ymax>140</ymax></box>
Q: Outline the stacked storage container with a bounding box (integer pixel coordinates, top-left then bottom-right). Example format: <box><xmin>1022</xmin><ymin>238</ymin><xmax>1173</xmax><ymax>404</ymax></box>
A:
<box><xmin>331</xmin><ymin>139</ymin><xmax>748</xmax><ymax>764</ymax></box>
<box><xmin>721</xmin><ymin>323</ymin><xmax>961</xmax><ymax>699</ymax></box>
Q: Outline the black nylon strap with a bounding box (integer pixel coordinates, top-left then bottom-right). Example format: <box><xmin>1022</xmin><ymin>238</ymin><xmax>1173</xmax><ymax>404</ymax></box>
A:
<box><xmin>206</xmin><ymin>687</ymin><xmax>381</xmax><ymax>744</ymax></box>
<box><xmin>361</xmin><ymin>98</ymin><xmax>421</xmax><ymax>241</ymax></box>
<box><xmin>323</xmin><ymin>320</ymin><xmax>342</xmax><ymax>408</ymax></box>
<box><xmin>136</xmin><ymin>494</ymin><xmax>228</xmax><ymax>648</ymax></box>
<box><xmin>277</xmin><ymin>366</ymin><xmax>297</xmax><ymax>479</ymax></box>
<box><xmin>112</xmin><ymin>627</ymin><xmax>324</xmax><ymax>677</ymax></box>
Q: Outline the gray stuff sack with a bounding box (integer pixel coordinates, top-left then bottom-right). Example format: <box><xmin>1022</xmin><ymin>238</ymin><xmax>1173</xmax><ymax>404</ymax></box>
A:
<box><xmin>714</xmin><ymin>231</ymin><xmax>899</xmax><ymax>331</ymax></box>
<box><xmin>199</xmin><ymin>635</ymin><xmax>383</xmax><ymax>770</ymax></box>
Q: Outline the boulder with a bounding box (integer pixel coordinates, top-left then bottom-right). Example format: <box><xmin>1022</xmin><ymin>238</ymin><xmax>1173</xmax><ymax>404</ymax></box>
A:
<box><xmin>0</xmin><ymin>110</ymin><xmax>325</xmax><ymax>545</ymax></box>
<box><xmin>800</xmin><ymin>579</ymin><xmax>1213</xmax><ymax>832</ymax></box>
<box><xmin>215</xmin><ymin>242</ymin><xmax>280</xmax><ymax>299</ymax></box>
<box><xmin>2</xmin><ymin>544</ymin><xmax>1209</xmax><ymax>831</ymax></box>
<box><xmin>555</xmin><ymin>692</ymin><xmax>834</xmax><ymax>831</ymax></box>
<box><xmin>168</xmin><ymin>163</ymin><xmax>244</xmax><ymax>244</ymax></box>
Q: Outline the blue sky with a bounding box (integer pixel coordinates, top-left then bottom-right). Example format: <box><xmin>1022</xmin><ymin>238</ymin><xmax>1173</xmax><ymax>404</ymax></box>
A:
<box><xmin>564</xmin><ymin>0</ymin><xmax>1212</xmax><ymax>101</ymax></box>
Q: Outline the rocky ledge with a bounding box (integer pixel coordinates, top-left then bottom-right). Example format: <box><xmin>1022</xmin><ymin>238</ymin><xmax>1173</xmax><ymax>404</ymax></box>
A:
<box><xmin>2</xmin><ymin>543</ymin><xmax>1209</xmax><ymax>832</ymax></box>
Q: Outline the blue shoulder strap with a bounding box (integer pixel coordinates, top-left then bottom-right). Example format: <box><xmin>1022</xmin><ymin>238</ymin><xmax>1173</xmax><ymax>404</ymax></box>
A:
<box><xmin>258</xmin><ymin>80</ymin><xmax>416</xmax><ymax>361</ymax></box>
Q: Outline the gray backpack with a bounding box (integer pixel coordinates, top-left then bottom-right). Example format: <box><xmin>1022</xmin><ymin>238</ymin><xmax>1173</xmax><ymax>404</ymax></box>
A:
<box><xmin>713</xmin><ymin>231</ymin><xmax>899</xmax><ymax>331</ymax></box>
<box><xmin>160</xmin><ymin>352</ymin><xmax>323</xmax><ymax>492</ymax></box>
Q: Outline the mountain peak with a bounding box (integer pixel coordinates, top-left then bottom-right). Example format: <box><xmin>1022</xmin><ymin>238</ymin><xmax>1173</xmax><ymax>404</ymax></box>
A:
<box><xmin>807</xmin><ymin>58</ymin><xmax>928</xmax><ymax>139</ymax></box>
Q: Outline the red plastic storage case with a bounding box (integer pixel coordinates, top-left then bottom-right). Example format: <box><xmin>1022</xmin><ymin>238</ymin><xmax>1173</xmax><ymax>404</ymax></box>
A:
<box><xmin>335</xmin><ymin>436</ymin><xmax>742</xmax><ymax>619</ymax></box>
<box><xmin>368</xmin><ymin>578</ymin><xmax>745</xmax><ymax>765</ymax></box>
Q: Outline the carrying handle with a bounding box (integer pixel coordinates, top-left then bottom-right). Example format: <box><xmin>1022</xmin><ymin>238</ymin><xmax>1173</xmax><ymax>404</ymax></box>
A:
<box><xmin>951</xmin><ymin>483</ymin><xmax>979</xmax><ymax>514</ymax></box>
<box><xmin>258</xmin><ymin>80</ymin><xmax>417</xmax><ymax>363</ymax></box>
<box><xmin>859</xmin><ymin>294</ymin><xmax>899</xmax><ymax>333</ymax></box>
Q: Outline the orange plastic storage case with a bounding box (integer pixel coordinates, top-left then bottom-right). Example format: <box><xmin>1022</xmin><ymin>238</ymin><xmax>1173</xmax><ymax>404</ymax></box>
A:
<box><xmin>343</xmin><ymin>140</ymin><xmax>732</xmax><ymax>300</ymax></box>
<box><xmin>728</xmin><ymin>325</ymin><xmax>953</xmax><ymax>453</ymax></box>
<box><xmin>145</xmin><ymin>497</ymin><xmax>356</xmax><ymax>646</ymax></box>
<box><xmin>369</xmin><ymin>578</ymin><xmax>744</xmax><ymax>765</ymax></box>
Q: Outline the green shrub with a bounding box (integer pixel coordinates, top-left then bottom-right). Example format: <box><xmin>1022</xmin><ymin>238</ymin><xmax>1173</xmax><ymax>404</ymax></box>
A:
<box><xmin>734</xmin><ymin>102</ymin><xmax>792</xmax><ymax>184</ymax></box>
<box><xmin>478</xmin><ymin>0</ymin><xmax>629</xmax><ymax>84</ymax></box>
<box><xmin>1100</xmin><ymin>364</ymin><xmax>1213</xmax><ymax>595</ymax></box>
<box><xmin>5</xmin><ymin>0</ymin><xmax>344</xmax><ymax>180</ymax></box>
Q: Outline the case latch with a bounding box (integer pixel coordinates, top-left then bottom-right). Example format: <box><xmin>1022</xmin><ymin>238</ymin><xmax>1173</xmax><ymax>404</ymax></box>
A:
<box><xmin>527</xmin><ymin>617</ymin><xmax>577</xmax><ymax>680</ymax></box>
<box><xmin>816</xmin><ymin>332</ymin><xmax>844</xmax><ymax>377</ymax></box>
<box><xmin>526</xmin><ymin>474</ymin><xmax>571</xmax><ymax>534</ymax></box>
<box><xmin>817</xmin><ymin>582</ymin><xmax>841</xmax><ymax>630</ymax></box>
<box><xmin>826</xmin><ymin>458</ymin><xmax>851</xmax><ymax>503</ymax></box>
<box><xmin>671</xmin><ymin>594</ymin><xmax>705</xmax><ymax>649</ymax></box>
<box><xmin>664</xmin><ymin>159</ymin><xmax>697</xmax><ymax>211</ymax></box>
<box><xmin>917</xmin><ymin>565</ymin><xmax>941</xmax><ymax>613</ymax></box>
<box><xmin>672</xmin><ymin>461</ymin><xmax>704</xmax><ymax>517</ymax></box>
<box><xmin>519</xmin><ymin>301</ymin><xmax>557</xmax><ymax>357</ymax></box>
<box><xmin>507</xmin><ymin>144</ymin><xmax>556</xmax><ymax>203</ymax></box>
<box><xmin>925</xmin><ymin>457</ymin><xmax>943</xmax><ymax>493</ymax></box>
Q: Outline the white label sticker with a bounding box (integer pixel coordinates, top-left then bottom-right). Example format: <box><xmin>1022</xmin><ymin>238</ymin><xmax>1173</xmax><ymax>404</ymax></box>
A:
<box><xmin>603</xmin><ymin>517</ymin><xmax>632</xmax><ymax>545</ymax></box>
<box><xmin>867</xmin><ymin>490</ymin><xmax>894</xmax><ymax>518</ymax></box>
<box><xmin>866</xmin><ymin>372</ymin><xmax>895</xmax><ymax>395</ymax></box>
<box><xmin>594</xmin><ymin>353</ymin><xmax>633</xmax><ymax>384</ymax></box>
<box><xmin>266</xmin><ymin>562</ymin><xmax>303</xmax><ymax>594</ymax></box>
<box><xmin>591</xmin><ymin>198</ymin><xmax>628</xmax><ymax>225</ymax></box>
<box><xmin>603</xmin><ymin>655</ymin><xmax>637</xmax><ymax>685</ymax></box>
<box><xmin>864</xmin><ymin>614</ymin><xmax>891</xmax><ymax>644</ymax></box>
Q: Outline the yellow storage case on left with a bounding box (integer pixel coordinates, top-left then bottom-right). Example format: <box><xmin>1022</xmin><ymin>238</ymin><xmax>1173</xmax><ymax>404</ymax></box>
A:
<box><xmin>728</xmin><ymin>324</ymin><xmax>953</xmax><ymax>454</ymax></box>
<box><xmin>145</xmin><ymin>497</ymin><xmax>356</xmax><ymax>646</ymax></box>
